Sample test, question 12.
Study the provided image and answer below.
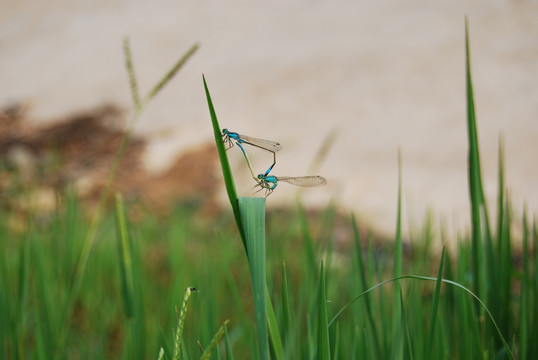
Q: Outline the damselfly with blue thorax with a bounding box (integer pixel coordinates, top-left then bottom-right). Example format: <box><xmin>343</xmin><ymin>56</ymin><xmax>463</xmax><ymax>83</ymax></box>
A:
<box><xmin>222</xmin><ymin>128</ymin><xmax>282</xmax><ymax>178</ymax></box>
<box><xmin>255</xmin><ymin>173</ymin><xmax>327</xmax><ymax>197</ymax></box>
<box><xmin>222</xmin><ymin>128</ymin><xmax>326</xmax><ymax>197</ymax></box>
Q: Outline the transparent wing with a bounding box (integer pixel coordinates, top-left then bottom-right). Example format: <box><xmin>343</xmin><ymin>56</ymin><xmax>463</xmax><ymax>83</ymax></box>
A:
<box><xmin>275</xmin><ymin>176</ymin><xmax>327</xmax><ymax>187</ymax></box>
<box><xmin>236</xmin><ymin>133</ymin><xmax>282</xmax><ymax>152</ymax></box>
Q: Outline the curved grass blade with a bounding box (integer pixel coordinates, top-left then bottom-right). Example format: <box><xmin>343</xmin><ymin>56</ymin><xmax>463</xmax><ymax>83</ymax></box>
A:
<box><xmin>465</xmin><ymin>17</ymin><xmax>490</xmax><ymax>305</ymax></box>
<box><xmin>203</xmin><ymin>75</ymin><xmax>246</xmax><ymax>251</ymax></box>
<box><xmin>328</xmin><ymin>275</ymin><xmax>515</xmax><ymax>360</ymax></box>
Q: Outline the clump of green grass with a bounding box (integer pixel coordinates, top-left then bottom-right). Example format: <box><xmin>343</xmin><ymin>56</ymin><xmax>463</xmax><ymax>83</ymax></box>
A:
<box><xmin>200</xmin><ymin>18</ymin><xmax>531</xmax><ymax>359</ymax></box>
<box><xmin>0</xmin><ymin>19</ymin><xmax>536</xmax><ymax>360</ymax></box>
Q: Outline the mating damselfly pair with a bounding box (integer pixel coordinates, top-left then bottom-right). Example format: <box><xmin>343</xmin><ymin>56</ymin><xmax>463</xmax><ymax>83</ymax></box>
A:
<box><xmin>222</xmin><ymin>128</ymin><xmax>327</xmax><ymax>196</ymax></box>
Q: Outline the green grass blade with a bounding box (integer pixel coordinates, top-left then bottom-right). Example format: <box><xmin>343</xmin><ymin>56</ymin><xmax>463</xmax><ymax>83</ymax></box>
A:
<box><xmin>158</xmin><ymin>332</ymin><xmax>172</xmax><ymax>359</ymax></box>
<box><xmin>489</xmin><ymin>136</ymin><xmax>505</xmax><ymax>336</ymax></box>
<box><xmin>203</xmin><ymin>75</ymin><xmax>246</xmax><ymax>251</ymax></box>
<box><xmin>238</xmin><ymin>197</ymin><xmax>268</xmax><ymax>360</ymax></box>
<box><xmin>391</xmin><ymin>150</ymin><xmax>403</xmax><ymax>359</ymax></box>
<box><xmin>280</xmin><ymin>261</ymin><xmax>291</xmax><ymax>342</ymax></box>
<box><xmin>400</xmin><ymin>290</ymin><xmax>414</xmax><ymax>360</ymax></box>
<box><xmin>518</xmin><ymin>208</ymin><xmax>529</xmax><ymax>358</ymax></box>
<box><xmin>224</xmin><ymin>324</ymin><xmax>235</xmax><ymax>360</ymax></box>
<box><xmin>19</xmin><ymin>232</ymin><xmax>32</xmax><ymax>359</ymax></box>
<box><xmin>0</xmin><ymin>226</ymin><xmax>31</xmax><ymax>359</ymax></box>
<box><xmin>351</xmin><ymin>214</ymin><xmax>381</xmax><ymax>357</ymax></box>
<box><xmin>533</xmin><ymin>219</ymin><xmax>538</xmax><ymax>358</ymax></box>
<box><xmin>332</xmin><ymin>322</ymin><xmax>340</xmax><ymax>360</ymax></box>
<box><xmin>495</xmin><ymin>135</ymin><xmax>505</xmax><ymax>260</ymax></box>
<box><xmin>408</xmin><ymin>279</ymin><xmax>425</xmax><ymax>359</ymax></box>
<box><xmin>224</xmin><ymin>269</ymin><xmax>250</xmax><ymax>331</ymax></box>
<box><xmin>114</xmin><ymin>194</ymin><xmax>146</xmax><ymax>359</ymax></box>
<box><xmin>393</xmin><ymin>151</ymin><xmax>403</xmax><ymax>280</ymax></box>
<box><xmin>32</xmin><ymin>232</ymin><xmax>55</xmax><ymax>357</ymax></box>
<box><xmin>329</xmin><ymin>275</ymin><xmax>515</xmax><ymax>360</ymax></box>
<box><xmin>266</xmin><ymin>288</ymin><xmax>283</xmax><ymax>360</ymax></box>
<box><xmin>424</xmin><ymin>247</ymin><xmax>446</xmax><ymax>359</ymax></box>
<box><xmin>181</xmin><ymin>340</ymin><xmax>189</xmax><ymax>360</ymax></box>
<box><xmin>375</xmin><ymin>254</ymin><xmax>389</xmax><ymax>357</ymax></box>
<box><xmin>0</xmin><ymin>239</ymin><xmax>11</xmax><ymax>357</ymax></box>
<box><xmin>34</xmin><ymin>300</ymin><xmax>47</xmax><ymax>360</ymax></box>
<box><xmin>498</xmin><ymin>194</ymin><xmax>512</xmax><ymax>341</ymax></box>
<box><xmin>455</xmin><ymin>243</ymin><xmax>481</xmax><ymax>360</ymax></box>
<box><xmin>32</xmin><ymin>237</ymin><xmax>52</xmax><ymax>359</ymax></box>
<box><xmin>114</xmin><ymin>193</ymin><xmax>135</xmax><ymax>318</ymax></box>
<box><xmin>320</xmin><ymin>204</ymin><xmax>336</xmax><ymax>282</ymax></box>
<box><xmin>465</xmin><ymin>16</ymin><xmax>488</xmax><ymax>303</ymax></box>
<box><xmin>317</xmin><ymin>261</ymin><xmax>330</xmax><ymax>360</ymax></box>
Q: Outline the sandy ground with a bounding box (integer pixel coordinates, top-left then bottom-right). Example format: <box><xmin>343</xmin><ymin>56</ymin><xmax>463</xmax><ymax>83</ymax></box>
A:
<box><xmin>1</xmin><ymin>0</ymin><xmax>537</xmax><ymax>240</ymax></box>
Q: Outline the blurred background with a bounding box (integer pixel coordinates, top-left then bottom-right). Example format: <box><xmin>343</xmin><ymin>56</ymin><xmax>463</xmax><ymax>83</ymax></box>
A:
<box><xmin>1</xmin><ymin>0</ymin><xmax>537</xmax><ymax>239</ymax></box>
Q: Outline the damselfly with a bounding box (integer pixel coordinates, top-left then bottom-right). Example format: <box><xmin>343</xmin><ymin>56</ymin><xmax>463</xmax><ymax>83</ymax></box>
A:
<box><xmin>256</xmin><ymin>173</ymin><xmax>327</xmax><ymax>197</ymax></box>
<box><xmin>222</xmin><ymin>129</ymin><xmax>282</xmax><ymax>177</ymax></box>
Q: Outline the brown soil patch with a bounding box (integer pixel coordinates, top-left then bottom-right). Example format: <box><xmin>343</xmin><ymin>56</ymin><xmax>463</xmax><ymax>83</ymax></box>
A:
<box><xmin>0</xmin><ymin>102</ymin><xmax>219</xmax><ymax>215</ymax></box>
